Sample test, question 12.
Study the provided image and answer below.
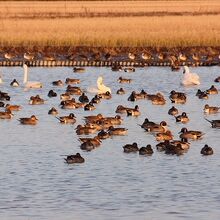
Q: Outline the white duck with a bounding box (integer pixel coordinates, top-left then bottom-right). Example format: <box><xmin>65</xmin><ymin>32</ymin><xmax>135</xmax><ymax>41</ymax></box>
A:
<box><xmin>181</xmin><ymin>66</ymin><xmax>200</xmax><ymax>86</ymax></box>
<box><xmin>97</xmin><ymin>76</ymin><xmax>111</xmax><ymax>94</ymax></box>
<box><xmin>23</xmin><ymin>63</ymin><xmax>43</xmax><ymax>88</ymax></box>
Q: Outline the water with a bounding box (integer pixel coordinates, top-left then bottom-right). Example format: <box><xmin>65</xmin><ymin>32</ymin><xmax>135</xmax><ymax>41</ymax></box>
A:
<box><xmin>0</xmin><ymin>66</ymin><xmax>220</xmax><ymax>220</ymax></box>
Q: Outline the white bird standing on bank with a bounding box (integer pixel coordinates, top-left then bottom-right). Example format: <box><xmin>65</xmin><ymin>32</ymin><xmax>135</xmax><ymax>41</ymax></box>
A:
<box><xmin>181</xmin><ymin>66</ymin><xmax>200</xmax><ymax>86</ymax></box>
<box><xmin>23</xmin><ymin>63</ymin><xmax>43</xmax><ymax>89</ymax></box>
<box><xmin>97</xmin><ymin>76</ymin><xmax>111</xmax><ymax>93</ymax></box>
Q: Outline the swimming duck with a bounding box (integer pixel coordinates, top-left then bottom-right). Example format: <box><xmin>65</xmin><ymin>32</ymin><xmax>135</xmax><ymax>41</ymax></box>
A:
<box><xmin>0</xmin><ymin>110</ymin><xmax>13</xmax><ymax>119</ymax></box>
<box><xmin>10</xmin><ymin>79</ymin><xmax>19</xmax><ymax>87</ymax></box>
<box><xmin>179</xmin><ymin>127</ymin><xmax>204</xmax><ymax>140</ymax></box>
<box><xmin>48</xmin><ymin>90</ymin><xmax>57</xmax><ymax>98</ymax></box>
<box><xmin>56</xmin><ymin>113</ymin><xmax>76</xmax><ymax>124</ymax></box>
<box><xmin>168</xmin><ymin>106</ymin><xmax>179</xmax><ymax>116</ymax></box>
<box><xmin>118</xmin><ymin>77</ymin><xmax>132</xmax><ymax>84</ymax></box>
<box><xmin>5</xmin><ymin>104</ymin><xmax>21</xmax><ymax>111</ymax></box>
<box><xmin>200</xmin><ymin>144</ymin><xmax>214</xmax><ymax>155</ymax></box>
<box><xmin>73</xmin><ymin>67</ymin><xmax>85</xmax><ymax>73</ymax></box>
<box><xmin>165</xmin><ymin>143</ymin><xmax>187</xmax><ymax>156</ymax></box>
<box><xmin>140</xmin><ymin>118</ymin><xmax>157</xmax><ymax>129</ymax></box>
<box><xmin>123</xmin><ymin>142</ymin><xmax>139</xmax><ymax>153</ymax></box>
<box><xmin>84</xmin><ymin>102</ymin><xmax>96</xmax><ymax>111</ymax></box>
<box><xmin>60</xmin><ymin>92</ymin><xmax>71</xmax><ymax>101</ymax></box>
<box><xmin>103</xmin><ymin>115</ymin><xmax>123</xmax><ymax>125</ymax></box>
<box><xmin>48</xmin><ymin>107</ymin><xmax>58</xmax><ymax>115</ymax></box>
<box><xmin>117</xmin><ymin>88</ymin><xmax>126</xmax><ymax>95</ymax></box>
<box><xmin>79</xmin><ymin>93</ymin><xmax>89</xmax><ymax>103</ymax></box>
<box><xmin>111</xmin><ymin>65</ymin><xmax>123</xmax><ymax>72</ymax></box>
<box><xmin>84</xmin><ymin>114</ymin><xmax>104</xmax><ymax>124</ymax></box>
<box><xmin>18</xmin><ymin>115</ymin><xmax>38</xmax><ymax>125</ymax></box>
<box><xmin>29</xmin><ymin>95</ymin><xmax>44</xmax><ymax>105</ymax></box>
<box><xmin>206</xmin><ymin>85</ymin><xmax>218</xmax><ymax>94</ymax></box>
<box><xmin>156</xmin><ymin>140</ymin><xmax>170</xmax><ymax>152</ymax></box>
<box><xmin>75</xmin><ymin>124</ymin><xmax>97</xmax><ymax>135</ymax></box>
<box><xmin>198</xmin><ymin>91</ymin><xmax>209</xmax><ymax>100</ymax></box>
<box><xmin>139</xmin><ymin>144</ymin><xmax>154</xmax><ymax>155</ymax></box>
<box><xmin>108</xmin><ymin>126</ymin><xmax>128</xmax><ymax>136</ymax></box>
<box><xmin>60</xmin><ymin>99</ymin><xmax>76</xmax><ymax>109</ymax></box>
<box><xmin>79</xmin><ymin>136</ymin><xmax>102</xmax><ymax>147</ymax></box>
<box><xmin>156</xmin><ymin>130</ymin><xmax>173</xmax><ymax>141</ymax></box>
<box><xmin>98</xmin><ymin>130</ymin><xmax>110</xmax><ymax>139</ymax></box>
<box><xmin>203</xmin><ymin>104</ymin><xmax>220</xmax><ymax>114</ymax></box>
<box><xmin>169</xmin><ymin>90</ymin><xmax>186</xmax><ymax>104</ymax></box>
<box><xmin>0</xmin><ymin>91</ymin><xmax>10</xmax><ymax>101</ymax></box>
<box><xmin>144</xmin><ymin>121</ymin><xmax>168</xmax><ymax>133</ymax></box>
<box><xmin>147</xmin><ymin>92</ymin><xmax>164</xmax><ymax>102</ymax></box>
<box><xmin>214</xmin><ymin>76</ymin><xmax>220</xmax><ymax>82</ymax></box>
<box><xmin>181</xmin><ymin>66</ymin><xmax>200</xmax><ymax>86</ymax></box>
<box><xmin>151</xmin><ymin>95</ymin><xmax>166</xmax><ymax>105</ymax></box>
<box><xmin>128</xmin><ymin>90</ymin><xmax>147</xmax><ymax>101</ymax></box>
<box><xmin>0</xmin><ymin>101</ymin><xmax>4</xmax><ymax>107</ymax></box>
<box><xmin>64</xmin><ymin>153</ymin><xmax>85</xmax><ymax>164</ymax></box>
<box><xmin>66</xmin><ymin>85</ymin><xmax>82</xmax><ymax>95</ymax></box>
<box><xmin>65</xmin><ymin>78</ymin><xmax>80</xmax><ymax>84</ymax></box>
<box><xmin>80</xmin><ymin>140</ymin><xmax>96</xmax><ymax>151</ymax></box>
<box><xmin>170</xmin><ymin>139</ymin><xmax>190</xmax><ymax>150</ymax></box>
<box><xmin>126</xmin><ymin>105</ymin><xmax>140</xmax><ymax>116</ymax></box>
<box><xmin>124</xmin><ymin>67</ymin><xmax>135</xmax><ymax>73</ymax></box>
<box><xmin>175</xmin><ymin>112</ymin><xmax>189</xmax><ymax>123</ymax></box>
<box><xmin>52</xmin><ymin>80</ymin><xmax>63</xmax><ymax>86</ymax></box>
<box><xmin>205</xmin><ymin>118</ymin><xmax>220</xmax><ymax>128</ymax></box>
<box><xmin>99</xmin><ymin>91</ymin><xmax>112</xmax><ymax>99</ymax></box>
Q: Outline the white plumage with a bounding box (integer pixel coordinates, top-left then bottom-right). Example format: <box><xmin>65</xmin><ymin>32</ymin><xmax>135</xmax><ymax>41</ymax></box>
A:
<box><xmin>97</xmin><ymin>76</ymin><xmax>111</xmax><ymax>93</ymax></box>
<box><xmin>181</xmin><ymin>66</ymin><xmax>200</xmax><ymax>86</ymax></box>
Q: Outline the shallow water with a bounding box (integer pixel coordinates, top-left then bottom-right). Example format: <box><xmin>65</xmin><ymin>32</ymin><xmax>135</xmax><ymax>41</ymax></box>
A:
<box><xmin>0</xmin><ymin>66</ymin><xmax>220</xmax><ymax>220</ymax></box>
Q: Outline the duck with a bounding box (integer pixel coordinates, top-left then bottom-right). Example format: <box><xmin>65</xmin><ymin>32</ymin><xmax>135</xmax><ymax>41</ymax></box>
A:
<box><xmin>124</xmin><ymin>67</ymin><xmax>135</xmax><ymax>73</ymax></box>
<box><xmin>24</xmin><ymin>53</ymin><xmax>34</xmax><ymax>60</ymax></box>
<box><xmin>128</xmin><ymin>52</ymin><xmax>136</xmax><ymax>60</ymax></box>
<box><xmin>156</xmin><ymin>140</ymin><xmax>170</xmax><ymax>152</ymax></box>
<box><xmin>116</xmin><ymin>88</ymin><xmax>126</xmax><ymax>95</ymax></box>
<box><xmin>181</xmin><ymin>66</ymin><xmax>200</xmax><ymax>86</ymax></box>
<box><xmin>0</xmin><ymin>91</ymin><xmax>10</xmax><ymax>101</ymax></box>
<box><xmin>73</xmin><ymin>67</ymin><xmax>85</xmax><ymax>73</ymax></box>
<box><xmin>56</xmin><ymin>113</ymin><xmax>76</xmax><ymax>124</ymax></box>
<box><xmin>29</xmin><ymin>95</ymin><xmax>44</xmax><ymax>105</ymax></box>
<box><xmin>144</xmin><ymin>121</ymin><xmax>168</xmax><ymax>133</ymax></box>
<box><xmin>128</xmin><ymin>90</ymin><xmax>147</xmax><ymax>101</ymax></box>
<box><xmin>141</xmin><ymin>52</ymin><xmax>152</xmax><ymax>60</ymax></box>
<box><xmin>75</xmin><ymin>124</ymin><xmax>97</xmax><ymax>135</ymax></box>
<box><xmin>0</xmin><ymin>101</ymin><xmax>5</xmax><ymax>107</ymax></box>
<box><xmin>79</xmin><ymin>136</ymin><xmax>102</xmax><ymax>147</ymax></box>
<box><xmin>108</xmin><ymin>126</ymin><xmax>128</xmax><ymax>136</ymax></box>
<box><xmin>214</xmin><ymin>76</ymin><xmax>220</xmax><ymax>82</ymax></box>
<box><xmin>65</xmin><ymin>78</ymin><xmax>80</xmax><ymax>85</ymax></box>
<box><xmin>147</xmin><ymin>92</ymin><xmax>164</xmax><ymax>102</ymax></box>
<box><xmin>4</xmin><ymin>52</ymin><xmax>14</xmax><ymax>60</ymax></box>
<box><xmin>168</xmin><ymin>106</ymin><xmax>179</xmax><ymax>116</ymax></box>
<box><xmin>18</xmin><ymin>115</ymin><xmax>38</xmax><ymax>125</ymax></box>
<box><xmin>84</xmin><ymin>114</ymin><xmax>104</xmax><ymax>123</ymax></box>
<box><xmin>48</xmin><ymin>107</ymin><xmax>58</xmax><ymax>115</ymax></box>
<box><xmin>126</xmin><ymin>105</ymin><xmax>141</xmax><ymax>116</ymax></box>
<box><xmin>205</xmin><ymin>118</ymin><xmax>220</xmax><ymax>128</ymax></box>
<box><xmin>200</xmin><ymin>144</ymin><xmax>214</xmax><ymax>155</ymax></box>
<box><xmin>206</xmin><ymin>85</ymin><xmax>218</xmax><ymax>94</ymax></box>
<box><xmin>60</xmin><ymin>100</ymin><xmax>76</xmax><ymax>109</ymax></box>
<box><xmin>84</xmin><ymin>102</ymin><xmax>96</xmax><ymax>111</ymax></box>
<box><xmin>204</xmin><ymin>104</ymin><xmax>220</xmax><ymax>114</ymax></box>
<box><xmin>139</xmin><ymin>145</ymin><xmax>154</xmax><ymax>155</ymax></box>
<box><xmin>175</xmin><ymin>112</ymin><xmax>189</xmax><ymax>123</ymax></box>
<box><xmin>64</xmin><ymin>153</ymin><xmax>85</xmax><ymax>164</ymax></box>
<box><xmin>0</xmin><ymin>110</ymin><xmax>13</xmax><ymax>119</ymax></box>
<box><xmin>169</xmin><ymin>90</ymin><xmax>186</xmax><ymax>104</ymax></box>
<box><xmin>48</xmin><ymin>90</ymin><xmax>57</xmax><ymax>98</ymax></box>
<box><xmin>99</xmin><ymin>91</ymin><xmax>112</xmax><ymax>99</ymax></box>
<box><xmin>97</xmin><ymin>76</ymin><xmax>111</xmax><ymax>94</ymax></box>
<box><xmin>103</xmin><ymin>115</ymin><xmax>123</xmax><ymax>125</ymax></box>
<box><xmin>198</xmin><ymin>92</ymin><xmax>209</xmax><ymax>100</ymax></box>
<box><xmin>156</xmin><ymin>130</ymin><xmax>173</xmax><ymax>141</ymax></box>
<box><xmin>179</xmin><ymin>127</ymin><xmax>204</xmax><ymax>140</ymax></box>
<box><xmin>111</xmin><ymin>65</ymin><xmax>123</xmax><ymax>72</ymax></box>
<box><xmin>98</xmin><ymin>130</ymin><xmax>110</xmax><ymax>139</ymax></box>
<box><xmin>91</xmin><ymin>94</ymin><xmax>102</xmax><ymax>104</ymax></box>
<box><xmin>60</xmin><ymin>92</ymin><xmax>71</xmax><ymax>101</ymax></box>
<box><xmin>79</xmin><ymin>93</ymin><xmax>89</xmax><ymax>103</ymax></box>
<box><xmin>151</xmin><ymin>95</ymin><xmax>166</xmax><ymax>105</ymax></box>
<box><xmin>10</xmin><ymin>79</ymin><xmax>19</xmax><ymax>87</ymax></box>
<box><xmin>66</xmin><ymin>85</ymin><xmax>82</xmax><ymax>95</ymax></box>
<box><xmin>5</xmin><ymin>104</ymin><xmax>21</xmax><ymax>111</ymax></box>
<box><xmin>123</xmin><ymin>142</ymin><xmax>139</xmax><ymax>153</ymax></box>
<box><xmin>140</xmin><ymin>118</ymin><xmax>156</xmax><ymax>129</ymax></box>
<box><xmin>170</xmin><ymin>139</ymin><xmax>190</xmax><ymax>150</ymax></box>
<box><xmin>52</xmin><ymin>80</ymin><xmax>63</xmax><ymax>86</ymax></box>
<box><xmin>165</xmin><ymin>143</ymin><xmax>187</xmax><ymax>155</ymax></box>
<box><xmin>80</xmin><ymin>140</ymin><xmax>96</xmax><ymax>151</ymax></box>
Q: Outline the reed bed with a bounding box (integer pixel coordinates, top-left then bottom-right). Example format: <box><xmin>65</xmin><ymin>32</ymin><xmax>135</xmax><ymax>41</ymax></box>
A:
<box><xmin>0</xmin><ymin>1</ymin><xmax>220</xmax><ymax>47</ymax></box>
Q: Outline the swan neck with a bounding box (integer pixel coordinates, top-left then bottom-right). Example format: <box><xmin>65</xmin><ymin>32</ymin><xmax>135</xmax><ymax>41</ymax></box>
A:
<box><xmin>23</xmin><ymin>64</ymin><xmax>28</xmax><ymax>84</ymax></box>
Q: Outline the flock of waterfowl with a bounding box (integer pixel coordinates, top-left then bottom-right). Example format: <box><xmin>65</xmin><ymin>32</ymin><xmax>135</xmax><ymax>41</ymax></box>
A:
<box><xmin>0</xmin><ymin>64</ymin><xmax>219</xmax><ymax>164</ymax></box>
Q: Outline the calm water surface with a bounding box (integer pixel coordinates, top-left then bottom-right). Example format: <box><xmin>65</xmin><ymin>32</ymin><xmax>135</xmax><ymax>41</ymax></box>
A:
<box><xmin>0</xmin><ymin>66</ymin><xmax>220</xmax><ymax>220</ymax></box>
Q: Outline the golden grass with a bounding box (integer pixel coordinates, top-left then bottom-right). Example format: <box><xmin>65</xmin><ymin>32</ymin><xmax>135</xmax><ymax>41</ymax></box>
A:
<box><xmin>0</xmin><ymin>1</ymin><xmax>220</xmax><ymax>47</ymax></box>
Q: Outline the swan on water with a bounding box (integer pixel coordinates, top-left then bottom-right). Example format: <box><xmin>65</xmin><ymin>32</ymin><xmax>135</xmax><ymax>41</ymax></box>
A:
<box><xmin>23</xmin><ymin>63</ymin><xmax>43</xmax><ymax>89</ymax></box>
<box><xmin>97</xmin><ymin>76</ymin><xmax>111</xmax><ymax>93</ymax></box>
<box><xmin>181</xmin><ymin>66</ymin><xmax>200</xmax><ymax>86</ymax></box>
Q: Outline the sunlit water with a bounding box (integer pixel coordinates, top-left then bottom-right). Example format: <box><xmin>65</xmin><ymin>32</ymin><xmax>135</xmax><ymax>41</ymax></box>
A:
<box><xmin>0</xmin><ymin>66</ymin><xmax>220</xmax><ymax>220</ymax></box>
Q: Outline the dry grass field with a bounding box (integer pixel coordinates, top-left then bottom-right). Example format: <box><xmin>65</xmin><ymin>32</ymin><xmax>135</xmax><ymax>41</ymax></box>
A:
<box><xmin>0</xmin><ymin>0</ymin><xmax>220</xmax><ymax>47</ymax></box>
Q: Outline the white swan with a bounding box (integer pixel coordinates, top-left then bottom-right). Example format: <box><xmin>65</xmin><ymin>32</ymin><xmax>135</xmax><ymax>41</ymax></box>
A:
<box><xmin>23</xmin><ymin>63</ymin><xmax>43</xmax><ymax>88</ymax></box>
<box><xmin>0</xmin><ymin>74</ymin><xmax>2</xmax><ymax>84</ymax></box>
<box><xmin>97</xmin><ymin>76</ymin><xmax>111</xmax><ymax>93</ymax></box>
<box><xmin>181</xmin><ymin>66</ymin><xmax>200</xmax><ymax>86</ymax></box>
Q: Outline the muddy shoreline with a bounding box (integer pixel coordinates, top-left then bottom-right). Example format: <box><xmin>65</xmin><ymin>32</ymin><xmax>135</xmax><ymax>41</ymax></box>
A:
<box><xmin>0</xmin><ymin>46</ymin><xmax>220</xmax><ymax>66</ymax></box>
